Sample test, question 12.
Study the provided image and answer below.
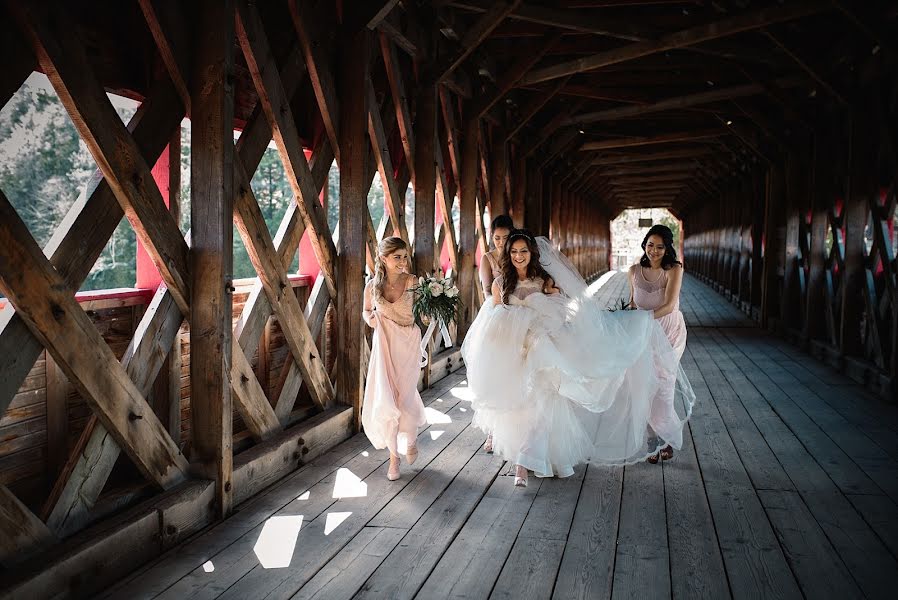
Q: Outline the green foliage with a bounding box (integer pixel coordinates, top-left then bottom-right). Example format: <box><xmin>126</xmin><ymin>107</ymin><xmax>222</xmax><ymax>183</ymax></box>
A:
<box><xmin>0</xmin><ymin>80</ymin><xmax>138</xmax><ymax>291</ymax></box>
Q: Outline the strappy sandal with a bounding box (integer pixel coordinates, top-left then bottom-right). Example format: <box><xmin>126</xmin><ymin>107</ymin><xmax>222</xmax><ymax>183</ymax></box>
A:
<box><xmin>405</xmin><ymin>444</ymin><xmax>419</xmax><ymax>465</ymax></box>
<box><xmin>483</xmin><ymin>433</ymin><xmax>494</xmax><ymax>454</ymax></box>
<box><xmin>514</xmin><ymin>465</ymin><xmax>528</xmax><ymax>487</ymax></box>
<box><xmin>387</xmin><ymin>455</ymin><xmax>400</xmax><ymax>481</ymax></box>
<box><xmin>660</xmin><ymin>445</ymin><xmax>674</xmax><ymax>461</ymax></box>
<box><xmin>647</xmin><ymin>452</ymin><xmax>660</xmax><ymax>464</ymax></box>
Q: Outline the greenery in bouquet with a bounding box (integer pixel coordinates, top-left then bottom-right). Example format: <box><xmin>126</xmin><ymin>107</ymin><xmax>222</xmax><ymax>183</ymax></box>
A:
<box><xmin>410</xmin><ymin>273</ymin><xmax>460</xmax><ymax>327</ymax></box>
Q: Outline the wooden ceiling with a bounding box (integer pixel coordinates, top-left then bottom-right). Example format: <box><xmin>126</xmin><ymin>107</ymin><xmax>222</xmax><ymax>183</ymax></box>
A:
<box><xmin>426</xmin><ymin>0</ymin><xmax>896</xmax><ymax>215</ymax></box>
<box><xmin>22</xmin><ymin>0</ymin><xmax>896</xmax><ymax>217</ymax></box>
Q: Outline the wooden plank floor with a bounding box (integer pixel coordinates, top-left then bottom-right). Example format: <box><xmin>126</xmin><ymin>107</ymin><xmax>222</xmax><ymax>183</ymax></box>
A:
<box><xmin>103</xmin><ymin>274</ymin><xmax>898</xmax><ymax>600</ymax></box>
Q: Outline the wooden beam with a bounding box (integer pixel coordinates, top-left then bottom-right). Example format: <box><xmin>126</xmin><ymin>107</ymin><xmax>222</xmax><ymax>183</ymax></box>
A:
<box><xmin>434</xmin><ymin>0</ymin><xmax>521</xmax><ymax>83</ymax></box>
<box><xmin>190</xmin><ymin>0</ymin><xmax>236</xmax><ymax>518</ymax></box>
<box><xmin>336</xmin><ymin>25</ymin><xmax>370</xmax><ymax>426</ymax></box>
<box><xmin>504</xmin><ymin>75</ymin><xmax>570</xmax><ymax>142</ymax></box>
<box><xmin>380</xmin><ymin>33</ymin><xmax>416</xmax><ymax>182</ymax></box>
<box><xmin>0</xmin><ymin>485</ymin><xmax>55</xmax><ymax>566</ymax></box>
<box><xmin>289</xmin><ymin>0</ymin><xmax>341</xmax><ymax>161</ymax></box>
<box><xmin>457</xmin><ymin>118</ymin><xmax>480</xmax><ymax>339</ymax></box>
<box><xmin>590</xmin><ymin>147</ymin><xmax>712</xmax><ymax>165</ymax></box>
<box><xmin>377</xmin><ymin>10</ymin><xmax>417</xmax><ymax>58</ymax></box>
<box><xmin>366</xmin><ymin>0</ymin><xmax>401</xmax><ymax>29</ymax></box>
<box><xmin>448</xmin><ymin>0</ymin><xmax>648</xmax><ymax>41</ymax></box>
<box><xmin>580</xmin><ymin>129</ymin><xmax>726</xmax><ymax>151</ymax></box>
<box><xmin>471</xmin><ymin>33</ymin><xmax>561</xmax><ymax>119</ymax></box>
<box><xmin>762</xmin><ymin>30</ymin><xmax>849</xmax><ymax>106</ymax></box>
<box><xmin>414</xmin><ymin>85</ymin><xmax>438</xmax><ymax>277</ymax></box>
<box><xmin>367</xmin><ymin>80</ymin><xmax>410</xmax><ymax>242</ymax></box>
<box><xmin>568</xmin><ymin>77</ymin><xmax>804</xmax><ymax>125</ymax></box>
<box><xmin>0</xmin><ymin>191</ymin><xmax>189</xmax><ymax>488</ymax></box>
<box><xmin>524</xmin><ymin>99</ymin><xmax>586</xmax><ymax>156</ymax></box>
<box><xmin>241</xmin><ymin>0</ymin><xmax>339</xmax><ymax>298</ymax></box>
<box><xmin>520</xmin><ymin>2</ymin><xmax>826</xmax><ymax>84</ymax></box>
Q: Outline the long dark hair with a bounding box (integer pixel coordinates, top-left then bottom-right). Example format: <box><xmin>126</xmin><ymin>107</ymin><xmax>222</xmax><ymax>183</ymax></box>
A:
<box><xmin>490</xmin><ymin>214</ymin><xmax>513</xmax><ymax>234</ymax></box>
<box><xmin>500</xmin><ymin>229</ymin><xmax>551</xmax><ymax>304</ymax></box>
<box><xmin>640</xmin><ymin>224</ymin><xmax>681</xmax><ymax>270</ymax></box>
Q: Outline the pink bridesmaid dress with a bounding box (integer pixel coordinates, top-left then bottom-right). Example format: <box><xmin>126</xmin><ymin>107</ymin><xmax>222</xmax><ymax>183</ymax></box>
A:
<box><xmin>362</xmin><ymin>282</ymin><xmax>427</xmax><ymax>456</ymax></box>
<box><xmin>632</xmin><ymin>266</ymin><xmax>688</xmax><ymax>448</ymax></box>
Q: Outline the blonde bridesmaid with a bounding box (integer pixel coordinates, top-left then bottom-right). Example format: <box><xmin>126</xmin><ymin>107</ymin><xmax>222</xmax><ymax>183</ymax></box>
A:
<box><xmin>362</xmin><ymin>237</ymin><xmax>427</xmax><ymax>480</ymax></box>
<box><xmin>629</xmin><ymin>224</ymin><xmax>687</xmax><ymax>463</ymax></box>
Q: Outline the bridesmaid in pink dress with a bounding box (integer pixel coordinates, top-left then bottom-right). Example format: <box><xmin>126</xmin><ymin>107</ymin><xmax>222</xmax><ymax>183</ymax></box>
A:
<box><xmin>362</xmin><ymin>237</ymin><xmax>427</xmax><ymax>481</ymax></box>
<box><xmin>477</xmin><ymin>215</ymin><xmax>513</xmax><ymax>453</ymax></box>
<box><xmin>629</xmin><ymin>224</ymin><xmax>686</xmax><ymax>463</ymax></box>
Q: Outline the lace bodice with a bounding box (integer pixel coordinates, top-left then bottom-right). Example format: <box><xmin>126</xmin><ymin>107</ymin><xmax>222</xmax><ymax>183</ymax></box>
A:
<box><xmin>632</xmin><ymin>266</ymin><xmax>678</xmax><ymax>312</ymax></box>
<box><xmin>497</xmin><ymin>276</ymin><xmax>547</xmax><ymax>305</ymax></box>
<box><xmin>370</xmin><ymin>280</ymin><xmax>416</xmax><ymax>327</ymax></box>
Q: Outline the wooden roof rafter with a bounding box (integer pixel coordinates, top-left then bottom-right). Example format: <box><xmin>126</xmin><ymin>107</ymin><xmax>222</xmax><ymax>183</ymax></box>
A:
<box><xmin>519</xmin><ymin>1</ymin><xmax>828</xmax><ymax>85</ymax></box>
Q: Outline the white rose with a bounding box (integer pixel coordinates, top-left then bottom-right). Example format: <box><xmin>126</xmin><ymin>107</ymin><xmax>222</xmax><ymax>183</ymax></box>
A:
<box><xmin>429</xmin><ymin>282</ymin><xmax>444</xmax><ymax>296</ymax></box>
<box><xmin>445</xmin><ymin>286</ymin><xmax>458</xmax><ymax>298</ymax></box>
<box><xmin>418</xmin><ymin>276</ymin><xmax>425</xmax><ymax>286</ymax></box>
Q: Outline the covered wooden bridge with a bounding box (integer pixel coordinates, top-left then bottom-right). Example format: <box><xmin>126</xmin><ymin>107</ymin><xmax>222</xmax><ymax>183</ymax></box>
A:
<box><xmin>0</xmin><ymin>1</ymin><xmax>896</xmax><ymax>598</ymax></box>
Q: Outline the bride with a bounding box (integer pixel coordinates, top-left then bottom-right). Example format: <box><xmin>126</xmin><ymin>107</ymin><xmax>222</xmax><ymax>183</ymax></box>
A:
<box><xmin>461</xmin><ymin>230</ymin><xmax>694</xmax><ymax>486</ymax></box>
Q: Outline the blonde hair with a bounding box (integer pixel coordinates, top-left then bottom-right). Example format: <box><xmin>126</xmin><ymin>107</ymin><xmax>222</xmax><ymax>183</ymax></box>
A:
<box><xmin>373</xmin><ymin>237</ymin><xmax>409</xmax><ymax>301</ymax></box>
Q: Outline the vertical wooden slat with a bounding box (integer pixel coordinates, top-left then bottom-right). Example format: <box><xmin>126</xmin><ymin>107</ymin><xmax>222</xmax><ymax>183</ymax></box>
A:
<box><xmin>337</xmin><ymin>25</ymin><xmax>370</xmax><ymax>428</ymax></box>
<box><xmin>761</xmin><ymin>165</ymin><xmax>784</xmax><ymax>328</ymax></box>
<box><xmin>841</xmin><ymin>109</ymin><xmax>874</xmax><ymax>358</ymax></box>
<box><xmin>806</xmin><ymin>126</ymin><xmax>831</xmax><ymax>341</ymax></box>
<box><xmin>458</xmin><ymin>117</ymin><xmax>480</xmax><ymax>340</ymax></box>
<box><xmin>189</xmin><ymin>0</ymin><xmax>235</xmax><ymax>517</ymax></box>
<box><xmin>489</xmin><ymin>128</ymin><xmax>508</xmax><ymax>217</ymax></box>
<box><xmin>166</xmin><ymin>129</ymin><xmax>182</xmax><ymax>445</ymax></box>
<box><xmin>414</xmin><ymin>85</ymin><xmax>437</xmax><ymax>277</ymax></box>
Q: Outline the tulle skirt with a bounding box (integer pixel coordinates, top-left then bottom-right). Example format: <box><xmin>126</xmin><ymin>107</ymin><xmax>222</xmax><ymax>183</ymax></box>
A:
<box><xmin>362</xmin><ymin>314</ymin><xmax>427</xmax><ymax>456</ymax></box>
<box><xmin>461</xmin><ymin>294</ymin><xmax>694</xmax><ymax>477</ymax></box>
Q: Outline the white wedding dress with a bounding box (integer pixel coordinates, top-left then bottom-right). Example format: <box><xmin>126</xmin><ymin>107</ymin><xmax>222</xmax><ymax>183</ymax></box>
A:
<box><xmin>461</xmin><ymin>238</ymin><xmax>695</xmax><ymax>477</ymax></box>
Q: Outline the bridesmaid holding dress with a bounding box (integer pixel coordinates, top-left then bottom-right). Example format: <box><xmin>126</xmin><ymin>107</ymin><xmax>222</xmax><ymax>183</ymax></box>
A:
<box><xmin>362</xmin><ymin>237</ymin><xmax>427</xmax><ymax>481</ymax></box>
<box><xmin>629</xmin><ymin>224</ymin><xmax>688</xmax><ymax>463</ymax></box>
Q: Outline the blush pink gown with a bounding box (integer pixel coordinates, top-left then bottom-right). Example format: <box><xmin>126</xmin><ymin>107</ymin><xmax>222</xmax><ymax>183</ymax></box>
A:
<box><xmin>632</xmin><ymin>266</ymin><xmax>688</xmax><ymax>448</ymax></box>
<box><xmin>362</xmin><ymin>283</ymin><xmax>427</xmax><ymax>456</ymax></box>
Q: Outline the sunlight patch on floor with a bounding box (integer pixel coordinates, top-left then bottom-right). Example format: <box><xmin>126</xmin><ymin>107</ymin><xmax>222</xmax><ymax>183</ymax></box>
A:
<box><xmin>202</xmin><ymin>561</ymin><xmax>214</xmax><ymax>573</ymax></box>
<box><xmin>429</xmin><ymin>430</ymin><xmax>445</xmax><ymax>441</ymax></box>
<box><xmin>425</xmin><ymin>406</ymin><xmax>452</xmax><ymax>424</ymax></box>
<box><xmin>449</xmin><ymin>386</ymin><xmax>474</xmax><ymax>401</ymax></box>
<box><xmin>296</xmin><ymin>491</ymin><xmax>310</xmax><ymax>501</ymax></box>
<box><xmin>324</xmin><ymin>512</ymin><xmax>352</xmax><ymax>535</ymax></box>
<box><xmin>332</xmin><ymin>468</ymin><xmax>368</xmax><ymax>499</ymax></box>
<box><xmin>253</xmin><ymin>515</ymin><xmax>304</xmax><ymax>569</ymax></box>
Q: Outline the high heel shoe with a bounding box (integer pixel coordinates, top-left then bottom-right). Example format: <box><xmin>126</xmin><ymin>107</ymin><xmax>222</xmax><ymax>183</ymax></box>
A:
<box><xmin>483</xmin><ymin>433</ymin><xmax>494</xmax><ymax>454</ymax></box>
<box><xmin>405</xmin><ymin>444</ymin><xmax>419</xmax><ymax>466</ymax></box>
<box><xmin>514</xmin><ymin>465</ymin><xmax>528</xmax><ymax>487</ymax></box>
<box><xmin>387</xmin><ymin>455</ymin><xmax>400</xmax><ymax>481</ymax></box>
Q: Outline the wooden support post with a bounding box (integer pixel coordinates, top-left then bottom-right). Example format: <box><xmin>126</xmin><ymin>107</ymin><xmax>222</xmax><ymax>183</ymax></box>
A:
<box><xmin>489</xmin><ymin>128</ymin><xmax>508</xmax><ymax>217</ymax></box>
<box><xmin>761</xmin><ymin>164</ymin><xmax>784</xmax><ymax>329</ymax></box>
<box><xmin>782</xmin><ymin>153</ymin><xmax>803</xmax><ymax>328</ymax></box>
<box><xmin>458</xmin><ymin>117</ymin><xmax>480</xmax><ymax>340</ymax></box>
<box><xmin>189</xmin><ymin>0</ymin><xmax>235</xmax><ymax>517</ymax></box>
<box><xmin>337</xmin><ymin>25</ymin><xmax>369</xmax><ymax>428</ymax></box>
<box><xmin>805</xmin><ymin>126</ymin><xmax>831</xmax><ymax>341</ymax></box>
<box><xmin>841</xmin><ymin>109</ymin><xmax>875</xmax><ymax>358</ymax></box>
<box><xmin>414</xmin><ymin>85</ymin><xmax>437</xmax><ymax>277</ymax></box>
<box><xmin>511</xmin><ymin>151</ymin><xmax>526</xmax><ymax>227</ymax></box>
<box><xmin>750</xmin><ymin>175</ymin><xmax>765</xmax><ymax>312</ymax></box>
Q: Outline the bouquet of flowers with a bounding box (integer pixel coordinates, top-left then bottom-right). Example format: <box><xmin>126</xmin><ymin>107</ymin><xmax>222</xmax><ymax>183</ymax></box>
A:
<box><xmin>410</xmin><ymin>273</ymin><xmax>460</xmax><ymax>328</ymax></box>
